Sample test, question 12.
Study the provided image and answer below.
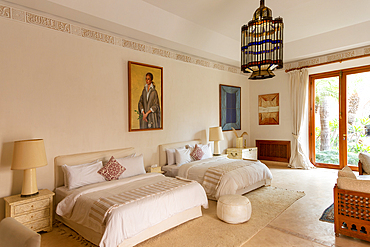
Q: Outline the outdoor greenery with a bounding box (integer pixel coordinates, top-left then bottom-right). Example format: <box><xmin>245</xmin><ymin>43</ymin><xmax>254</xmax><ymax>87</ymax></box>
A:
<box><xmin>315</xmin><ymin>74</ymin><xmax>370</xmax><ymax>166</ymax></box>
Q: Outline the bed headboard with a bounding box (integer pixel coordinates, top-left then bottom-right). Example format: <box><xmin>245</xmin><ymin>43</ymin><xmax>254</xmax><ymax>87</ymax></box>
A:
<box><xmin>54</xmin><ymin>147</ymin><xmax>135</xmax><ymax>188</ymax></box>
<box><xmin>158</xmin><ymin>140</ymin><xmax>201</xmax><ymax>167</ymax></box>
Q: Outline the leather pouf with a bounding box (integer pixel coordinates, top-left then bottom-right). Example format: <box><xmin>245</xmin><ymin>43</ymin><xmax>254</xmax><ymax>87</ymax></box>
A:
<box><xmin>217</xmin><ymin>194</ymin><xmax>252</xmax><ymax>224</ymax></box>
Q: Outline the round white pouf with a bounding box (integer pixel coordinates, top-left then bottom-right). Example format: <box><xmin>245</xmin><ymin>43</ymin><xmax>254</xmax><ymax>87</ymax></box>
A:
<box><xmin>217</xmin><ymin>194</ymin><xmax>252</xmax><ymax>224</ymax></box>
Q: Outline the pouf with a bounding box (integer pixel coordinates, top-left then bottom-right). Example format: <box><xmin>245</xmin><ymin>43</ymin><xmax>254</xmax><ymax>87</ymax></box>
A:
<box><xmin>217</xmin><ymin>194</ymin><xmax>252</xmax><ymax>224</ymax></box>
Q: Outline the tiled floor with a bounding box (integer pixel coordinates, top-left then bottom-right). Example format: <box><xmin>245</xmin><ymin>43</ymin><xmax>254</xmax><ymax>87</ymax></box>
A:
<box><xmin>242</xmin><ymin>162</ymin><xmax>370</xmax><ymax>247</ymax></box>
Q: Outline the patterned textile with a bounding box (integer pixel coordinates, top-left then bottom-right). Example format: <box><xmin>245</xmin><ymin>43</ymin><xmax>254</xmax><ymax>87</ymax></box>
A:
<box><xmin>98</xmin><ymin>156</ymin><xmax>126</xmax><ymax>181</ymax></box>
<box><xmin>190</xmin><ymin>144</ymin><xmax>204</xmax><ymax>160</ymax></box>
<box><xmin>89</xmin><ymin>178</ymin><xmax>196</xmax><ymax>226</ymax></box>
<box><xmin>202</xmin><ymin>161</ymin><xmax>246</xmax><ymax>197</ymax></box>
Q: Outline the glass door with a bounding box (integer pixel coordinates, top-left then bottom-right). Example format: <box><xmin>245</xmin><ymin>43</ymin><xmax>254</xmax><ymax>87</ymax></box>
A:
<box><xmin>309</xmin><ymin>65</ymin><xmax>370</xmax><ymax>170</ymax></box>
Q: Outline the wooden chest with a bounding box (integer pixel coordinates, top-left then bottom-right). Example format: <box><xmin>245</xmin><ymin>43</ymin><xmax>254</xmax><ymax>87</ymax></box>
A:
<box><xmin>227</xmin><ymin>147</ymin><xmax>257</xmax><ymax>160</ymax></box>
<box><xmin>4</xmin><ymin>189</ymin><xmax>54</xmax><ymax>232</ymax></box>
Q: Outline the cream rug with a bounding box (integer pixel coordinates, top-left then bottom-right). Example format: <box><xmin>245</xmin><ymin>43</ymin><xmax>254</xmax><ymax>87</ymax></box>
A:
<box><xmin>41</xmin><ymin>187</ymin><xmax>305</xmax><ymax>247</ymax></box>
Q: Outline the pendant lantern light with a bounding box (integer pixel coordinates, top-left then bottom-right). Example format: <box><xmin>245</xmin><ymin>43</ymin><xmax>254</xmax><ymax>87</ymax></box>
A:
<box><xmin>241</xmin><ymin>0</ymin><xmax>283</xmax><ymax>80</ymax></box>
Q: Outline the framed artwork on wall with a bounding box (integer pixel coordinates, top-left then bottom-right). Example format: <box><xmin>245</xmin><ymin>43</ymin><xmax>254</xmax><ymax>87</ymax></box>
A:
<box><xmin>220</xmin><ymin>84</ymin><xmax>241</xmax><ymax>131</ymax></box>
<box><xmin>128</xmin><ymin>61</ymin><xmax>163</xmax><ymax>132</ymax></box>
<box><xmin>258</xmin><ymin>93</ymin><xmax>279</xmax><ymax>125</ymax></box>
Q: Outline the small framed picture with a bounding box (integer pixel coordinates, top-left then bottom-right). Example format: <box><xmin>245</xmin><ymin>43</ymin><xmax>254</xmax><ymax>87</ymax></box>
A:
<box><xmin>128</xmin><ymin>61</ymin><xmax>163</xmax><ymax>131</ymax></box>
<box><xmin>220</xmin><ymin>84</ymin><xmax>241</xmax><ymax>131</ymax></box>
<box><xmin>258</xmin><ymin>93</ymin><xmax>279</xmax><ymax>125</ymax></box>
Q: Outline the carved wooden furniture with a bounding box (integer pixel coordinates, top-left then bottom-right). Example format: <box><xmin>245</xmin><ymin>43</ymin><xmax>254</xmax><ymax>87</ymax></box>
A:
<box><xmin>4</xmin><ymin>189</ymin><xmax>54</xmax><ymax>232</ymax></box>
<box><xmin>334</xmin><ymin>184</ymin><xmax>370</xmax><ymax>242</ymax></box>
<box><xmin>255</xmin><ymin>140</ymin><xmax>291</xmax><ymax>163</ymax></box>
<box><xmin>359</xmin><ymin>160</ymin><xmax>364</xmax><ymax>175</ymax></box>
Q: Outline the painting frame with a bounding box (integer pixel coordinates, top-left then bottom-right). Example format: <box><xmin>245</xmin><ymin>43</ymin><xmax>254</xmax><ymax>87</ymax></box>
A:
<box><xmin>128</xmin><ymin>61</ymin><xmax>163</xmax><ymax>132</ymax></box>
<box><xmin>219</xmin><ymin>84</ymin><xmax>241</xmax><ymax>131</ymax></box>
<box><xmin>258</xmin><ymin>93</ymin><xmax>279</xmax><ymax>125</ymax></box>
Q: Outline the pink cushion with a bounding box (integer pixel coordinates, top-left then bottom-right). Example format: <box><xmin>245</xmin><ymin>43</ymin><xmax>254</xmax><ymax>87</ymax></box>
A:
<box><xmin>190</xmin><ymin>144</ymin><xmax>204</xmax><ymax>160</ymax></box>
<box><xmin>98</xmin><ymin>156</ymin><xmax>126</xmax><ymax>181</ymax></box>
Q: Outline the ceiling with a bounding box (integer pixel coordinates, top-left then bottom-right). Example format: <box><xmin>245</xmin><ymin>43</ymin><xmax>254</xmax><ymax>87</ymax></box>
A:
<box><xmin>4</xmin><ymin>0</ymin><xmax>370</xmax><ymax>67</ymax></box>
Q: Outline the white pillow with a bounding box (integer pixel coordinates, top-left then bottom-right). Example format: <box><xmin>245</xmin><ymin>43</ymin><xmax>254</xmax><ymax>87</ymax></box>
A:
<box><xmin>62</xmin><ymin>161</ymin><xmax>105</xmax><ymax>190</ymax></box>
<box><xmin>62</xmin><ymin>159</ymin><xmax>100</xmax><ymax>187</ymax></box>
<box><xmin>175</xmin><ymin>148</ymin><xmax>193</xmax><ymax>166</ymax></box>
<box><xmin>359</xmin><ymin>152</ymin><xmax>370</xmax><ymax>174</ymax></box>
<box><xmin>338</xmin><ymin>165</ymin><xmax>356</xmax><ymax>179</ymax></box>
<box><xmin>198</xmin><ymin>143</ymin><xmax>213</xmax><ymax>159</ymax></box>
<box><xmin>115</xmin><ymin>153</ymin><xmax>136</xmax><ymax>165</ymax></box>
<box><xmin>166</xmin><ymin>147</ymin><xmax>185</xmax><ymax>166</ymax></box>
<box><xmin>118</xmin><ymin>154</ymin><xmax>146</xmax><ymax>178</ymax></box>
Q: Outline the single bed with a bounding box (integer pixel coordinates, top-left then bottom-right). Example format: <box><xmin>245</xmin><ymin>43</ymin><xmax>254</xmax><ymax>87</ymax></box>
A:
<box><xmin>54</xmin><ymin>147</ymin><xmax>208</xmax><ymax>247</ymax></box>
<box><xmin>159</xmin><ymin>140</ymin><xmax>272</xmax><ymax>200</ymax></box>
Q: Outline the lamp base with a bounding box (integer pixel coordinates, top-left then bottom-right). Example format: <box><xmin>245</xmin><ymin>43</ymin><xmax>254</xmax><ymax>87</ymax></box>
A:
<box><xmin>21</xmin><ymin>191</ymin><xmax>39</xmax><ymax>197</ymax></box>
<box><xmin>213</xmin><ymin>153</ymin><xmax>221</xmax><ymax>156</ymax></box>
<box><xmin>21</xmin><ymin>168</ymin><xmax>39</xmax><ymax>197</ymax></box>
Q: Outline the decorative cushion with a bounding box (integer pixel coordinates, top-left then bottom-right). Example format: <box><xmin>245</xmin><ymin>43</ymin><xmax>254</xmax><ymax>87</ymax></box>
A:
<box><xmin>338</xmin><ymin>165</ymin><xmax>356</xmax><ymax>179</ymax></box>
<box><xmin>98</xmin><ymin>156</ymin><xmax>126</xmax><ymax>181</ymax></box>
<box><xmin>190</xmin><ymin>144</ymin><xmax>204</xmax><ymax>160</ymax></box>
<box><xmin>217</xmin><ymin>194</ymin><xmax>252</xmax><ymax>224</ymax></box>
<box><xmin>359</xmin><ymin>152</ymin><xmax>370</xmax><ymax>174</ymax></box>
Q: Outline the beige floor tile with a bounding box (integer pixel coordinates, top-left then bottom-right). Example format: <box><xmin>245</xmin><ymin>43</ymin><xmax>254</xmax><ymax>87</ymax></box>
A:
<box><xmin>248</xmin><ymin>163</ymin><xmax>370</xmax><ymax>247</ymax></box>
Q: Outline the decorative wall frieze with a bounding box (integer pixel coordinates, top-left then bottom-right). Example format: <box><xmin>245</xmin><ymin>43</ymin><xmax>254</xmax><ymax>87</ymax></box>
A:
<box><xmin>26</xmin><ymin>12</ymin><xmax>70</xmax><ymax>33</ymax></box>
<box><xmin>285</xmin><ymin>45</ymin><xmax>370</xmax><ymax>71</ymax></box>
<box><xmin>0</xmin><ymin>3</ymin><xmax>242</xmax><ymax>75</ymax></box>
<box><xmin>0</xmin><ymin>5</ymin><xmax>10</xmax><ymax>18</ymax></box>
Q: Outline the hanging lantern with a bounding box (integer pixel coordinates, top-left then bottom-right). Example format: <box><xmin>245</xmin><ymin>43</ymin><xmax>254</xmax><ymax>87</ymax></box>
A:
<box><xmin>241</xmin><ymin>0</ymin><xmax>283</xmax><ymax>80</ymax></box>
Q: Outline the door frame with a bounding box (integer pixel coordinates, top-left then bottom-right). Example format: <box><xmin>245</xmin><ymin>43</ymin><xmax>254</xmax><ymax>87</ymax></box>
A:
<box><xmin>309</xmin><ymin>65</ymin><xmax>370</xmax><ymax>170</ymax></box>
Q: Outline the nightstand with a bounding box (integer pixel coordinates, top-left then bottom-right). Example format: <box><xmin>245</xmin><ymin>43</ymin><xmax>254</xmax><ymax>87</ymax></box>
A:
<box><xmin>226</xmin><ymin>147</ymin><xmax>257</xmax><ymax>160</ymax></box>
<box><xmin>4</xmin><ymin>189</ymin><xmax>54</xmax><ymax>232</ymax></box>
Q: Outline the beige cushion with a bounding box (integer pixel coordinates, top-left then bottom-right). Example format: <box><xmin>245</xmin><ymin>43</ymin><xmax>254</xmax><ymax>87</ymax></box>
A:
<box><xmin>0</xmin><ymin>217</ymin><xmax>41</xmax><ymax>247</ymax></box>
<box><xmin>338</xmin><ymin>165</ymin><xmax>356</xmax><ymax>179</ymax></box>
<box><xmin>359</xmin><ymin>152</ymin><xmax>370</xmax><ymax>174</ymax></box>
<box><xmin>217</xmin><ymin>194</ymin><xmax>252</xmax><ymax>224</ymax></box>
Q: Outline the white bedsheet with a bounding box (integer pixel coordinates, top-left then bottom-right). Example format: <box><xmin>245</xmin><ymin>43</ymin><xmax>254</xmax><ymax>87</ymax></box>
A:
<box><xmin>56</xmin><ymin>173</ymin><xmax>208</xmax><ymax>247</ymax></box>
<box><xmin>178</xmin><ymin>157</ymin><xmax>273</xmax><ymax>199</ymax></box>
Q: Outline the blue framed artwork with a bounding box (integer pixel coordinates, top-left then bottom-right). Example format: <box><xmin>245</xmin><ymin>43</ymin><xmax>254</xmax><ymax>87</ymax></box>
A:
<box><xmin>220</xmin><ymin>84</ymin><xmax>241</xmax><ymax>131</ymax></box>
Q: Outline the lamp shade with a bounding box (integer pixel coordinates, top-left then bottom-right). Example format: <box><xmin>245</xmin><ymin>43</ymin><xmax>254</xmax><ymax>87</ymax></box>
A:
<box><xmin>12</xmin><ymin>139</ymin><xmax>47</xmax><ymax>170</ymax></box>
<box><xmin>209</xmin><ymin>127</ymin><xmax>224</xmax><ymax>141</ymax></box>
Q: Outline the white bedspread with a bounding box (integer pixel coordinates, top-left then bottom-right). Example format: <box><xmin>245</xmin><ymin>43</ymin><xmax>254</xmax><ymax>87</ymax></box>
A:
<box><xmin>178</xmin><ymin>157</ymin><xmax>273</xmax><ymax>199</ymax></box>
<box><xmin>56</xmin><ymin>173</ymin><xmax>208</xmax><ymax>247</ymax></box>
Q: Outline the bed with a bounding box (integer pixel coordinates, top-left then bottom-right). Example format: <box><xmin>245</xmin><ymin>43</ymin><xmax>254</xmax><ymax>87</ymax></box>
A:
<box><xmin>159</xmin><ymin>140</ymin><xmax>273</xmax><ymax>200</ymax></box>
<box><xmin>54</xmin><ymin>147</ymin><xmax>208</xmax><ymax>247</ymax></box>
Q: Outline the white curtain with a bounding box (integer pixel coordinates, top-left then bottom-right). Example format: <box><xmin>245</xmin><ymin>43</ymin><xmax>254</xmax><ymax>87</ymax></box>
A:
<box><xmin>288</xmin><ymin>68</ymin><xmax>315</xmax><ymax>169</ymax></box>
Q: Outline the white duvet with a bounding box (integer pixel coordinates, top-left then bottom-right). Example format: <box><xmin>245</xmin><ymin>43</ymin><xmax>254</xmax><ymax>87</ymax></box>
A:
<box><xmin>178</xmin><ymin>156</ymin><xmax>273</xmax><ymax>199</ymax></box>
<box><xmin>56</xmin><ymin>173</ymin><xmax>208</xmax><ymax>247</ymax></box>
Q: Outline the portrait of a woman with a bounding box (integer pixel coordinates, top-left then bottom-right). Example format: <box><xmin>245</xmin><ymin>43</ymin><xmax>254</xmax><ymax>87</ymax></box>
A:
<box><xmin>138</xmin><ymin>72</ymin><xmax>161</xmax><ymax>129</ymax></box>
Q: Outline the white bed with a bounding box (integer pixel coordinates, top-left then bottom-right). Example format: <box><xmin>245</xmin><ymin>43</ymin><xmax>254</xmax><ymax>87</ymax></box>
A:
<box><xmin>54</xmin><ymin>147</ymin><xmax>208</xmax><ymax>247</ymax></box>
<box><xmin>159</xmin><ymin>140</ymin><xmax>272</xmax><ymax>200</ymax></box>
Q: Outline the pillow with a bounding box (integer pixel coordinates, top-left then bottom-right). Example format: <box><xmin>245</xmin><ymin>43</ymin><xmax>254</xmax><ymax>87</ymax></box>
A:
<box><xmin>118</xmin><ymin>154</ymin><xmax>146</xmax><ymax>179</ymax></box>
<box><xmin>338</xmin><ymin>165</ymin><xmax>356</xmax><ymax>179</ymax></box>
<box><xmin>62</xmin><ymin>161</ymin><xmax>105</xmax><ymax>190</ymax></box>
<box><xmin>62</xmin><ymin>159</ymin><xmax>99</xmax><ymax>187</ymax></box>
<box><xmin>98</xmin><ymin>156</ymin><xmax>126</xmax><ymax>181</ymax></box>
<box><xmin>166</xmin><ymin>147</ymin><xmax>185</xmax><ymax>166</ymax></box>
<box><xmin>190</xmin><ymin>144</ymin><xmax>204</xmax><ymax>160</ymax></box>
<box><xmin>359</xmin><ymin>152</ymin><xmax>370</xmax><ymax>174</ymax></box>
<box><xmin>175</xmin><ymin>148</ymin><xmax>193</xmax><ymax>166</ymax></box>
<box><xmin>198</xmin><ymin>143</ymin><xmax>213</xmax><ymax>159</ymax></box>
<box><xmin>115</xmin><ymin>153</ymin><xmax>136</xmax><ymax>165</ymax></box>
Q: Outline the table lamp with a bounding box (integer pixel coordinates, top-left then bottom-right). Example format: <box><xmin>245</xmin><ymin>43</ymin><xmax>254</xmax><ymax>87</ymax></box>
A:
<box><xmin>12</xmin><ymin>139</ymin><xmax>47</xmax><ymax>197</ymax></box>
<box><xmin>209</xmin><ymin>127</ymin><xmax>224</xmax><ymax>156</ymax></box>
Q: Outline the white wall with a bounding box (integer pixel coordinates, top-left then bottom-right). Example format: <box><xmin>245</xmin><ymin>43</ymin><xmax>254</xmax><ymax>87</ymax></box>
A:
<box><xmin>0</xmin><ymin>16</ymin><xmax>250</xmax><ymax>219</ymax></box>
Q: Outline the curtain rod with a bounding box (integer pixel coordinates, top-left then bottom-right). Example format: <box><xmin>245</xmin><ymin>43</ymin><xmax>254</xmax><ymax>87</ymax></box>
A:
<box><xmin>285</xmin><ymin>53</ymin><xmax>370</xmax><ymax>73</ymax></box>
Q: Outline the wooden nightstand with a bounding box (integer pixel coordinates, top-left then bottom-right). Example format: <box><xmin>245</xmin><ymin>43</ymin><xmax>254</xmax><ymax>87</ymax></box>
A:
<box><xmin>4</xmin><ymin>189</ymin><xmax>54</xmax><ymax>232</ymax></box>
<box><xmin>226</xmin><ymin>147</ymin><xmax>257</xmax><ymax>160</ymax></box>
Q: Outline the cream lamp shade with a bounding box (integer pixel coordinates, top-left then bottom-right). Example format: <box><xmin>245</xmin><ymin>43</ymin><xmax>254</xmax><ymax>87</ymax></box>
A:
<box><xmin>12</xmin><ymin>139</ymin><xmax>47</xmax><ymax>197</ymax></box>
<box><xmin>209</xmin><ymin>127</ymin><xmax>224</xmax><ymax>156</ymax></box>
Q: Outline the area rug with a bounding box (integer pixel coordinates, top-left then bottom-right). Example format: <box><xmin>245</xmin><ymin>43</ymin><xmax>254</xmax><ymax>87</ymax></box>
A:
<box><xmin>319</xmin><ymin>203</ymin><xmax>334</xmax><ymax>223</ymax></box>
<box><xmin>41</xmin><ymin>186</ymin><xmax>305</xmax><ymax>247</ymax></box>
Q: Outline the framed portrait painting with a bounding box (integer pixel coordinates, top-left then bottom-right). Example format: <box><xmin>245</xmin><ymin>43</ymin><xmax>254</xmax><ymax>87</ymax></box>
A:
<box><xmin>258</xmin><ymin>93</ymin><xmax>279</xmax><ymax>125</ymax></box>
<box><xmin>220</xmin><ymin>84</ymin><xmax>241</xmax><ymax>131</ymax></box>
<box><xmin>128</xmin><ymin>61</ymin><xmax>163</xmax><ymax>131</ymax></box>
